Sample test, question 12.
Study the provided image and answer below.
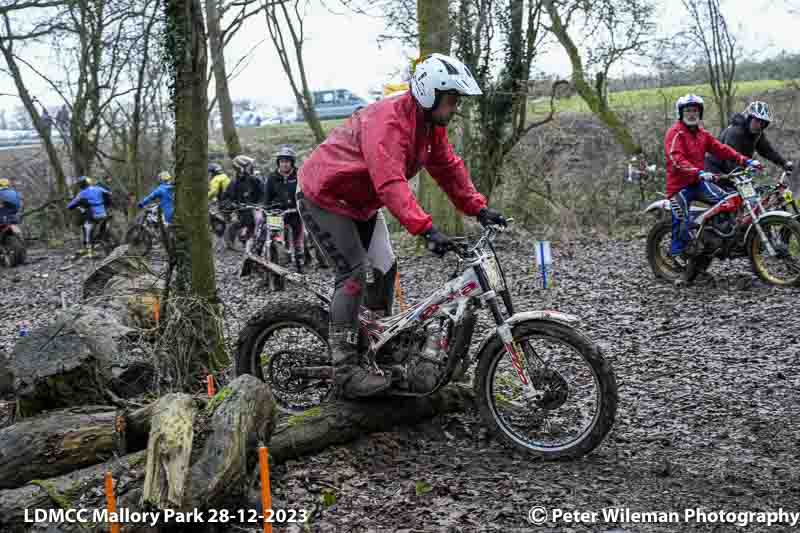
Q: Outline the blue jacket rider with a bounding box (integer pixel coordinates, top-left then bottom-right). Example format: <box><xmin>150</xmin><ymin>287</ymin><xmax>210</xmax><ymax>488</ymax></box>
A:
<box><xmin>138</xmin><ymin>171</ymin><xmax>175</xmax><ymax>224</ymax></box>
<box><xmin>67</xmin><ymin>177</ymin><xmax>112</xmax><ymax>220</ymax></box>
<box><xmin>0</xmin><ymin>178</ymin><xmax>22</xmax><ymax>224</ymax></box>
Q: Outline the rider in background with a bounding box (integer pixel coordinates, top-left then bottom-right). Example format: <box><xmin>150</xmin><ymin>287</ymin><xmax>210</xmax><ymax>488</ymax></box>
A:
<box><xmin>665</xmin><ymin>94</ymin><xmax>760</xmax><ymax>285</ymax></box>
<box><xmin>265</xmin><ymin>145</ymin><xmax>305</xmax><ymax>273</ymax></box>
<box><xmin>208</xmin><ymin>163</ymin><xmax>231</xmax><ymax>201</ymax></box>
<box><xmin>704</xmin><ymin>101</ymin><xmax>793</xmax><ymax>181</ymax></box>
<box><xmin>0</xmin><ymin>178</ymin><xmax>21</xmax><ymax>224</ymax></box>
<box><xmin>297</xmin><ymin>53</ymin><xmax>507</xmax><ymax>399</ymax></box>
<box><xmin>223</xmin><ymin>155</ymin><xmax>263</xmax><ymax>240</ymax></box>
<box><xmin>137</xmin><ymin>171</ymin><xmax>175</xmax><ymax>225</ymax></box>
<box><xmin>67</xmin><ymin>176</ymin><xmax>113</xmax><ymax>254</ymax></box>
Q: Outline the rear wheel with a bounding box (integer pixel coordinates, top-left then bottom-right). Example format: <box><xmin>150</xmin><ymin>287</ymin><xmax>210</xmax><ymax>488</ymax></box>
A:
<box><xmin>748</xmin><ymin>216</ymin><xmax>800</xmax><ymax>286</ymax></box>
<box><xmin>646</xmin><ymin>219</ymin><xmax>686</xmax><ymax>281</ymax></box>
<box><xmin>235</xmin><ymin>297</ymin><xmax>332</xmax><ymax>413</ymax></box>
<box><xmin>125</xmin><ymin>225</ymin><xmax>153</xmax><ymax>256</ymax></box>
<box><xmin>474</xmin><ymin>320</ymin><xmax>617</xmax><ymax>459</ymax></box>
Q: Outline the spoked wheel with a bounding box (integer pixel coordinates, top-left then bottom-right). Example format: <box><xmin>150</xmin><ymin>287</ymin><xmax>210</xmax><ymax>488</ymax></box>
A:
<box><xmin>236</xmin><ymin>298</ymin><xmax>333</xmax><ymax>413</ymax></box>
<box><xmin>474</xmin><ymin>320</ymin><xmax>617</xmax><ymax>459</ymax></box>
<box><xmin>646</xmin><ymin>220</ymin><xmax>686</xmax><ymax>281</ymax></box>
<box><xmin>748</xmin><ymin>215</ymin><xmax>800</xmax><ymax>286</ymax></box>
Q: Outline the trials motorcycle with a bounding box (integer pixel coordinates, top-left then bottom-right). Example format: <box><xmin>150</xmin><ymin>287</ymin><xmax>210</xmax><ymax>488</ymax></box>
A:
<box><xmin>645</xmin><ymin>167</ymin><xmax>800</xmax><ymax>286</ymax></box>
<box><xmin>235</xmin><ymin>221</ymin><xmax>618</xmax><ymax>459</ymax></box>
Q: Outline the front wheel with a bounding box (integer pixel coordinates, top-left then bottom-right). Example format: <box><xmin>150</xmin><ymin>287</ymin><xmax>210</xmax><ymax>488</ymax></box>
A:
<box><xmin>474</xmin><ymin>320</ymin><xmax>617</xmax><ymax>459</ymax></box>
<box><xmin>747</xmin><ymin>215</ymin><xmax>800</xmax><ymax>286</ymax></box>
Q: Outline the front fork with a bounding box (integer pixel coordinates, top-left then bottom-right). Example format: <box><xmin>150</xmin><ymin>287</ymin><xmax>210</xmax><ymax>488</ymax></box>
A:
<box><xmin>746</xmin><ymin>201</ymin><xmax>778</xmax><ymax>256</ymax></box>
<box><xmin>487</xmin><ymin>292</ymin><xmax>538</xmax><ymax>391</ymax></box>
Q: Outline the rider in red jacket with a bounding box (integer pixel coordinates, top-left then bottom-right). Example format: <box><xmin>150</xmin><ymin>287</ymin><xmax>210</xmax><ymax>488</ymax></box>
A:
<box><xmin>664</xmin><ymin>94</ymin><xmax>760</xmax><ymax>284</ymax></box>
<box><xmin>298</xmin><ymin>53</ymin><xmax>507</xmax><ymax>399</ymax></box>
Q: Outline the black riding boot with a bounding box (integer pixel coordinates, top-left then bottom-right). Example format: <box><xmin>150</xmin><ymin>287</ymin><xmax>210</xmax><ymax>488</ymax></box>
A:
<box><xmin>329</xmin><ymin>324</ymin><xmax>391</xmax><ymax>399</ymax></box>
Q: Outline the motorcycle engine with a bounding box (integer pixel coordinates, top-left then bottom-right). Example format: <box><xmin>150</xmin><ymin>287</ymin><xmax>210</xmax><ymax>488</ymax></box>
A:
<box><xmin>375</xmin><ymin>329</ymin><xmax>425</xmax><ymax>365</ymax></box>
<box><xmin>375</xmin><ymin>327</ymin><xmax>446</xmax><ymax>393</ymax></box>
<box><xmin>701</xmin><ymin>213</ymin><xmax>736</xmax><ymax>252</ymax></box>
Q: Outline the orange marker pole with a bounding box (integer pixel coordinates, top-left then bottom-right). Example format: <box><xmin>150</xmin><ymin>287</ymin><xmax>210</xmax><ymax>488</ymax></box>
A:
<box><xmin>206</xmin><ymin>374</ymin><xmax>215</xmax><ymax>397</ymax></box>
<box><xmin>259</xmin><ymin>447</ymin><xmax>273</xmax><ymax>533</ymax></box>
<box><xmin>104</xmin><ymin>472</ymin><xmax>120</xmax><ymax>533</ymax></box>
<box><xmin>394</xmin><ymin>270</ymin><xmax>407</xmax><ymax>312</ymax></box>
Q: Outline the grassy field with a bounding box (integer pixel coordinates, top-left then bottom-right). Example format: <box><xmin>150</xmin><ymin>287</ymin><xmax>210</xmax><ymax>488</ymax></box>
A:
<box><xmin>223</xmin><ymin>79</ymin><xmax>797</xmax><ymax>153</ymax></box>
<box><xmin>528</xmin><ymin>78</ymin><xmax>797</xmax><ymax>116</ymax></box>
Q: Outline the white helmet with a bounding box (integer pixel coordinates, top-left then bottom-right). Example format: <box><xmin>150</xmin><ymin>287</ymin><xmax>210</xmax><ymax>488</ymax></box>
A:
<box><xmin>410</xmin><ymin>53</ymin><xmax>482</xmax><ymax>110</ymax></box>
<box><xmin>744</xmin><ymin>101</ymin><xmax>771</xmax><ymax>124</ymax></box>
<box><xmin>675</xmin><ymin>94</ymin><xmax>704</xmax><ymax>125</ymax></box>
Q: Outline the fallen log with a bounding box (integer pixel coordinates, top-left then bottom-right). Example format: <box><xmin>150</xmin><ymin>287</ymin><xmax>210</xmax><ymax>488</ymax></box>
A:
<box><xmin>268</xmin><ymin>384</ymin><xmax>475</xmax><ymax>463</ymax></box>
<box><xmin>141</xmin><ymin>394</ymin><xmax>196</xmax><ymax>510</ymax></box>
<box><xmin>186</xmin><ymin>373</ymin><xmax>276</xmax><ymax>508</ymax></box>
<box><xmin>0</xmin><ymin>450</ymin><xmax>147</xmax><ymax>533</ymax></box>
<box><xmin>0</xmin><ymin>403</ymin><xmax>155</xmax><ymax>489</ymax></box>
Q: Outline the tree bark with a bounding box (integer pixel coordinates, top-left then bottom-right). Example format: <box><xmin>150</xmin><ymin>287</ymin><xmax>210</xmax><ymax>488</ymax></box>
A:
<box><xmin>415</xmin><ymin>0</ymin><xmax>464</xmax><ymax>235</ymax></box>
<box><xmin>141</xmin><ymin>394</ymin><xmax>197</xmax><ymax>510</ymax></box>
<box><xmin>165</xmin><ymin>0</ymin><xmax>228</xmax><ymax>384</ymax></box>
<box><xmin>0</xmin><ymin>450</ymin><xmax>148</xmax><ymax>532</ymax></box>
<box><xmin>0</xmin><ymin>404</ymin><xmax>155</xmax><ymax>490</ymax></box>
<box><xmin>268</xmin><ymin>384</ymin><xmax>474</xmax><ymax>463</ymax></box>
<box><xmin>206</xmin><ymin>0</ymin><xmax>242</xmax><ymax>158</ymax></box>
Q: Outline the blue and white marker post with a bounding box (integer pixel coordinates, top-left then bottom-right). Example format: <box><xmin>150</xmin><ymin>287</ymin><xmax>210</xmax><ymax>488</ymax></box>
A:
<box><xmin>534</xmin><ymin>240</ymin><xmax>553</xmax><ymax>289</ymax></box>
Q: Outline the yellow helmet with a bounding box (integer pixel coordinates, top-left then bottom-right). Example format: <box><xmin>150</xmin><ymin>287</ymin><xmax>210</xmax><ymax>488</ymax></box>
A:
<box><xmin>0</xmin><ymin>178</ymin><xmax>9</xmax><ymax>188</ymax></box>
<box><xmin>159</xmin><ymin>171</ymin><xmax>173</xmax><ymax>183</ymax></box>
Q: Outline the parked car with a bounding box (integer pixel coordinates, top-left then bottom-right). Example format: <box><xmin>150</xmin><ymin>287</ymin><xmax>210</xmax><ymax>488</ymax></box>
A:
<box><xmin>299</xmin><ymin>89</ymin><xmax>367</xmax><ymax>121</ymax></box>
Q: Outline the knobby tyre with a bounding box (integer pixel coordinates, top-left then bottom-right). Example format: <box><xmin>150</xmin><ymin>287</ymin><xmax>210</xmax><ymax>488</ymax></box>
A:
<box><xmin>474</xmin><ymin>320</ymin><xmax>617</xmax><ymax>459</ymax></box>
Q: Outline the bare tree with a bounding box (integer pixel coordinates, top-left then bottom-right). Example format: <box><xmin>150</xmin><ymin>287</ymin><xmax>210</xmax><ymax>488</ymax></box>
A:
<box><xmin>543</xmin><ymin>0</ymin><xmax>654</xmax><ymax>155</ymax></box>
<box><xmin>681</xmin><ymin>0</ymin><xmax>738</xmax><ymax>130</ymax></box>
<box><xmin>206</xmin><ymin>0</ymin><xmax>242</xmax><ymax>157</ymax></box>
<box><xmin>263</xmin><ymin>0</ymin><xmax>324</xmax><ymax>143</ymax></box>
<box><xmin>0</xmin><ymin>3</ymin><xmax>70</xmax><ymax>212</ymax></box>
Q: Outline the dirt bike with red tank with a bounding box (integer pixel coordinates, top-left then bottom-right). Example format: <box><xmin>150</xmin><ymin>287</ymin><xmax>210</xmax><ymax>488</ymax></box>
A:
<box><xmin>0</xmin><ymin>221</ymin><xmax>25</xmax><ymax>267</ymax></box>
<box><xmin>645</xmin><ymin>166</ymin><xmax>800</xmax><ymax>286</ymax></box>
<box><xmin>235</xmin><ymin>220</ymin><xmax>618</xmax><ymax>459</ymax></box>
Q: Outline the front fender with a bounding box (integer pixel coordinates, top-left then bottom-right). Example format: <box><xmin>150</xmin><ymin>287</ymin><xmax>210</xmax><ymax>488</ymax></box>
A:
<box><xmin>744</xmin><ymin>210</ymin><xmax>796</xmax><ymax>243</ymax></box>
<box><xmin>472</xmin><ymin>310</ymin><xmax>580</xmax><ymax>366</ymax></box>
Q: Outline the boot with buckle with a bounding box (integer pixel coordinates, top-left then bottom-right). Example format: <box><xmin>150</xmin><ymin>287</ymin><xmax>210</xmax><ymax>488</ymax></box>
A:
<box><xmin>329</xmin><ymin>323</ymin><xmax>391</xmax><ymax>399</ymax></box>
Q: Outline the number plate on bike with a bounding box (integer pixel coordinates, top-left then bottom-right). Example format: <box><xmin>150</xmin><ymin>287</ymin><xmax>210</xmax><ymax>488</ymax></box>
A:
<box><xmin>483</xmin><ymin>255</ymin><xmax>505</xmax><ymax>291</ymax></box>
<box><xmin>266</xmin><ymin>216</ymin><xmax>283</xmax><ymax>230</ymax></box>
<box><xmin>740</xmin><ymin>182</ymin><xmax>757</xmax><ymax>199</ymax></box>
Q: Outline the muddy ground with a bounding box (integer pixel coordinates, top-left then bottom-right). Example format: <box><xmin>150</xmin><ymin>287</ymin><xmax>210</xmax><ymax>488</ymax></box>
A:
<box><xmin>1</xmin><ymin>228</ymin><xmax>799</xmax><ymax>532</ymax></box>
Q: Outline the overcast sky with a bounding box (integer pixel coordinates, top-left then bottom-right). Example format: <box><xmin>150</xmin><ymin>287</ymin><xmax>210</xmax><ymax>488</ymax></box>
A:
<box><xmin>0</xmin><ymin>0</ymin><xmax>797</xmax><ymax>112</ymax></box>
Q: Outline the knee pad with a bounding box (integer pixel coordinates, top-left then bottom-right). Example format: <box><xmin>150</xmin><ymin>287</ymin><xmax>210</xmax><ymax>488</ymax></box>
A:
<box><xmin>336</xmin><ymin>264</ymin><xmax>366</xmax><ymax>297</ymax></box>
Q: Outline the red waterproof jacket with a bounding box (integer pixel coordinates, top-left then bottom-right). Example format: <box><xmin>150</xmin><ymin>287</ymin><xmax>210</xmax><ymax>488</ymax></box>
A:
<box><xmin>298</xmin><ymin>92</ymin><xmax>487</xmax><ymax>235</ymax></box>
<box><xmin>664</xmin><ymin>120</ymin><xmax>747</xmax><ymax>198</ymax></box>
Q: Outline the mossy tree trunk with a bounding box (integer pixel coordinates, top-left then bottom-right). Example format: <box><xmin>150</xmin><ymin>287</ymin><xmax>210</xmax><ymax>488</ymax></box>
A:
<box><xmin>164</xmin><ymin>0</ymin><xmax>228</xmax><ymax>387</ymax></box>
<box><xmin>543</xmin><ymin>0</ymin><xmax>642</xmax><ymax>156</ymax></box>
<box><xmin>416</xmin><ymin>0</ymin><xmax>464</xmax><ymax>235</ymax></box>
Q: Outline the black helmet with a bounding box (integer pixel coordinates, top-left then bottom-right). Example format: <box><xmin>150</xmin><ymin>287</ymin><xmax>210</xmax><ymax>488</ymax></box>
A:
<box><xmin>77</xmin><ymin>176</ymin><xmax>91</xmax><ymax>189</ymax></box>
<box><xmin>275</xmin><ymin>145</ymin><xmax>296</xmax><ymax>166</ymax></box>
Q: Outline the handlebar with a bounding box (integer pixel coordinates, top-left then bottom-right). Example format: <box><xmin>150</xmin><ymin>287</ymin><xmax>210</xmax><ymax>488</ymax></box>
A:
<box><xmin>445</xmin><ymin>219</ymin><xmax>515</xmax><ymax>259</ymax></box>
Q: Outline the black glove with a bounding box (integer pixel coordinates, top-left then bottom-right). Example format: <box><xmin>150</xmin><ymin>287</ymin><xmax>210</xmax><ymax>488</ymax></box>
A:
<box><xmin>477</xmin><ymin>207</ymin><xmax>507</xmax><ymax>228</ymax></box>
<box><xmin>422</xmin><ymin>226</ymin><xmax>452</xmax><ymax>257</ymax></box>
